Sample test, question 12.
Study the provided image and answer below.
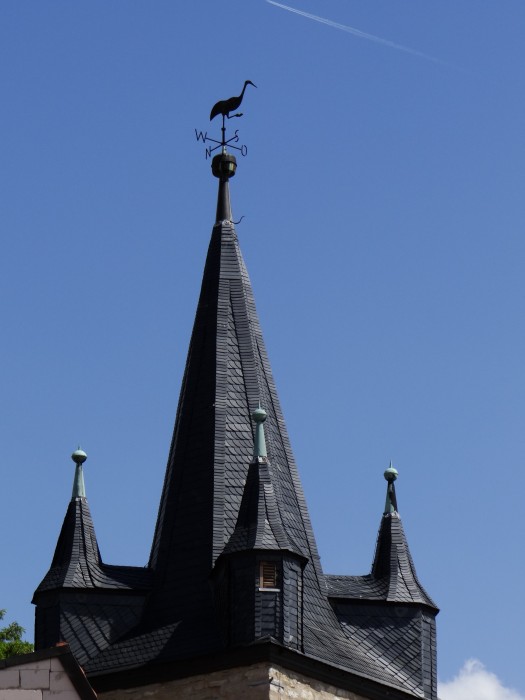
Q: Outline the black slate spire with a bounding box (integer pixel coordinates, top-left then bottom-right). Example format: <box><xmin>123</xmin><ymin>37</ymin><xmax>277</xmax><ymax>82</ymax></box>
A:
<box><xmin>33</xmin><ymin>131</ymin><xmax>439</xmax><ymax>699</ymax></box>
<box><xmin>146</xmin><ymin>152</ymin><xmax>328</xmax><ymax>636</ymax></box>
<box><xmin>133</xmin><ymin>157</ymin><xmax>428</xmax><ymax>692</ymax></box>
<box><xmin>371</xmin><ymin>465</ymin><xmax>437</xmax><ymax>606</ymax></box>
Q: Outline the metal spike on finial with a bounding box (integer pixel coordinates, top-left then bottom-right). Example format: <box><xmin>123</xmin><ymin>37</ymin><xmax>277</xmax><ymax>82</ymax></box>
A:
<box><xmin>383</xmin><ymin>461</ymin><xmax>399</xmax><ymax>514</ymax></box>
<box><xmin>252</xmin><ymin>405</ymin><xmax>267</xmax><ymax>459</ymax></box>
<box><xmin>71</xmin><ymin>447</ymin><xmax>87</xmax><ymax>499</ymax></box>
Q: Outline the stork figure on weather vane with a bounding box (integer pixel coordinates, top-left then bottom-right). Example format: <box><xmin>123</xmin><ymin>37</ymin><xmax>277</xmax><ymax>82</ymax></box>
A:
<box><xmin>210</xmin><ymin>80</ymin><xmax>257</xmax><ymax>125</ymax></box>
<box><xmin>195</xmin><ymin>80</ymin><xmax>257</xmax><ymax>160</ymax></box>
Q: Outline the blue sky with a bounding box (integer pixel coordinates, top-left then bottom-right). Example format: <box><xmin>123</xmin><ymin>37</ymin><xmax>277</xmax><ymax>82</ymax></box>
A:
<box><xmin>1</xmin><ymin>2</ymin><xmax>524</xmax><ymax>697</ymax></box>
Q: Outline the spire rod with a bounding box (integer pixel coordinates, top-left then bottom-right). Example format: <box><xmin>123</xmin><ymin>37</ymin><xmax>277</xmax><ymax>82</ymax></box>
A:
<box><xmin>212</xmin><ymin>152</ymin><xmax>237</xmax><ymax>223</ymax></box>
<box><xmin>252</xmin><ymin>405</ymin><xmax>267</xmax><ymax>459</ymax></box>
<box><xmin>384</xmin><ymin>462</ymin><xmax>398</xmax><ymax>514</ymax></box>
<box><xmin>71</xmin><ymin>447</ymin><xmax>87</xmax><ymax>499</ymax></box>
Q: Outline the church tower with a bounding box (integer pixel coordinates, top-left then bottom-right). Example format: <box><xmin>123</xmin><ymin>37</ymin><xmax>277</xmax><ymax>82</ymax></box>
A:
<box><xmin>33</xmin><ymin>95</ymin><xmax>438</xmax><ymax>699</ymax></box>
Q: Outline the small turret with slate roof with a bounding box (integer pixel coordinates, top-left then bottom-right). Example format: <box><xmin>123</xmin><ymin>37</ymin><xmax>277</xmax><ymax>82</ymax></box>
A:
<box><xmin>33</xmin><ymin>449</ymin><xmax>152</xmax><ymax>666</ymax></box>
<box><xmin>33</xmin><ymin>99</ymin><xmax>439</xmax><ymax>700</ymax></box>
<box><xmin>326</xmin><ymin>466</ymin><xmax>439</xmax><ymax>698</ymax></box>
<box><xmin>213</xmin><ymin>406</ymin><xmax>307</xmax><ymax>648</ymax></box>
<box><xmin>371</xmin><ymin>464</ymin><xmax>437</xmax><ymax>607</ymax></box>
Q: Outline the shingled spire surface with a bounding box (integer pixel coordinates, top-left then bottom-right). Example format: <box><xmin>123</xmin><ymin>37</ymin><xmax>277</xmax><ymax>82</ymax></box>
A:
<box><xmin>371</xmin><ymin>469</ymin><xmax>437</xmax><ymax>607</ymax></box>
<box><xmin>35</xmin><ymin>483</ymin><xmax>104</xmax><ymax>592</ymax></box>
<box><xmin>93</xmin><ymin>159</ymin><xmax>431</xmax><ymax>695</ymax></box>
<box><xmin>34</xmin><ymin>141</ymin><xmax>438</xmax><ymax>699</ymax></box>
<box><xmin>144</xmin><ymin>163</ymin><xmax>329</xmax><ymax>640</ymax></box>
<box><xmin>222</xmin><ymin>406</ymin><xmax>306</xmax><ymax>557</ymax></box>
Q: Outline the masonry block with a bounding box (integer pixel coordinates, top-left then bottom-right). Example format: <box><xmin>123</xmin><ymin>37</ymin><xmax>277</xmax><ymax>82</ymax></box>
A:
<box><xmin>0</xmin><ymin>690</ymin><xmax>42</xmax><ymax>700</ymax></box>
<box><xmin>43</xmin><ymin>691</ymin><xmax>79</xmax><ymax>700</ymax></box>
<box><xmin>19</xmin><ymin>661</ymin><xmax>50</xmax><ymax>672</ymax></box>
<box><xmin>0</xmin><ymin>669</ymin><xmax>20</xmax><ymax>689</ymax></box>
<box><xmin>49</xmin><ymin>672</ymin><xmax>75</xmax><ymax>693</ymax></box>
<box><xmin>20</xmin><ymin>671</ymin><xmax>49</xmax><ymax>690</ymax></box>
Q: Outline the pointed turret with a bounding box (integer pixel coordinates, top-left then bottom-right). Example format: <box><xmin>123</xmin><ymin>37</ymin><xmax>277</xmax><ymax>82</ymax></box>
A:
<box><xmin>33</xmin><ymin>449</ymin><xmax>151</xmax><ymax>664</ymax></box>
<box><xmin>371</xmin><ymin>465</ymin><xmax>436</xmax><ymax>606</ymax></box>
<box><xmin>213</xmin><ymin>407</ymin><xmax>307</xmax><ymax>647</ymax></box>
<box><xmin>222</xmin><ymin>406</ymin><xmax>306</xmax><ymax>558</ymax></box>
<box><xmin>35</xmin><ymin>449</ymin><xmax>105</xmax><ymax>592</ymax></box>
<box><xmin>326</xmin><ymin>466</ymin><xmax>439</xmax><ymax>699</ymax></box>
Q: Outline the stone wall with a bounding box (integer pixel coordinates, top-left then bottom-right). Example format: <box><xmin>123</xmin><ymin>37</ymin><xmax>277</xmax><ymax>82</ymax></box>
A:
<box><xmin>270</xmin><ymin>666</ymin><xmax>369</xmax><ymax>700</ymax></box>
<box><xmin>99</xmin><ymin>662</ymin><xmax>370</xmax><ymax>700</ymax></box>
<box><xmin>0</xmin><ymin>656</ymin><xmax>80</xmax><ymax>700</ymax></box>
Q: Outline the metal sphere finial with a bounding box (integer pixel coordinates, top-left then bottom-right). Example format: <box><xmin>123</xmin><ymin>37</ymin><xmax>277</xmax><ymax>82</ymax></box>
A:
<box><xmin>384</xmin><ymin>462</ymin><xmax>398</xmax><ymax>482</ymax></box>
<box><xmin>211</xmin><ymin>152</ymin><xmax>237</xmax><ymax>180</ymax></box>
<box><xmin>252</xmin><ymin>406</ymin><xmax>267</xmax><ymax>424</ymax></box>
<box><xmin>72</xmin><ymin>448</ymin><xmax>87</xmax><ymax>466</ymax></box>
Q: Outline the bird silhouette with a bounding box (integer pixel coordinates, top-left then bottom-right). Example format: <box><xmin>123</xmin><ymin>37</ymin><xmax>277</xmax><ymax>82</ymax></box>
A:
<box><xmin>210</xmin><ymin>80</ymin><xmax>257</xmax><ymax>122</ymax></box>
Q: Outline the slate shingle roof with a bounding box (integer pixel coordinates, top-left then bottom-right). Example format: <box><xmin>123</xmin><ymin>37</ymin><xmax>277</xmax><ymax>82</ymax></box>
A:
<box><xmin>325</xmin><ymin>482</ymin><xmax>438</xmax><ymax>698</ymax></box>
<box><xmin>325</xmin><ymin>512</ymin><xmax>437</xmax><ymax>608</ymax></box>
<box><xmin>33</xmin><ymin>492</ymin><xmax>151</xmax><ymax>663</ymax></box>
<box><xmin>58</xmin><ymin>596</ymin><xmax>147</xmax><ymax>667</ymax></box>
<box><xmin>145</xmin><ymin>184</ymin><xmax>329</xmax><ymax>625</ymax></box>
<box><xmin>222</xmin><ymin>456</ymin><xmax>306</xmax><ymax>557</ymax></box>
<box><xmin>35</xmin><ymin>496</ymin><xmax>151</xmax><ymax>593</ymax></box>
<box><xmin>371</xmin><ymin>510</ymin><xmax>437</xmax><ymax>608</ymax></box>
<box><xmin>98</xmin><ymin>176</ymin><xmax>435</xmax><ymax>695</ymax></box>
<box><xmin>326</xmin><ymin>573</ymin><xmax>391</xmax><ymax>599</ymax></box>
<box><xmin>333</xmin><ymin>603</ymin><xmax>434</xmax><ymax>697</ymax></box>
<box><xmin>34</xmin><ymin>163</ymin><xmax>438</xmax><ymax>699</ymax></box>
<box><xmin>326</xmin><ymin>480</ymin><xmax>437</xmax><ymax>608</ymax></box>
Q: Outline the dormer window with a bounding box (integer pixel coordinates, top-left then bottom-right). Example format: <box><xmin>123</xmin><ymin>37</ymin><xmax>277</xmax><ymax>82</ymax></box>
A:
<box><xmin>259</xmin><ymin>561</ymin><xmax>279</xmax><ymax>591</ymax></box>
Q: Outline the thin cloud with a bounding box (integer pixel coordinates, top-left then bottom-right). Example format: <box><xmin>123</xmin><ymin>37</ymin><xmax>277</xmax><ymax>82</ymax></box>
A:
<box><xmin>439</xmin><ymin>659</ymin><xmax>525</xmax><ymax>700</ymax></box>
<box><xmin>266</xmin><ymin>0</ymin><xmax>448</xmax><ymax>66</ymax></box>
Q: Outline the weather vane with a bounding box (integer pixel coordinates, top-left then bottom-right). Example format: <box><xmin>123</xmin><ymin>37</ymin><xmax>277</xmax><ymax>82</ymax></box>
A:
<box><xmin>195</xmin><ymin>80</ymin><xmax>257</xmax><ymax>160</ymax></box>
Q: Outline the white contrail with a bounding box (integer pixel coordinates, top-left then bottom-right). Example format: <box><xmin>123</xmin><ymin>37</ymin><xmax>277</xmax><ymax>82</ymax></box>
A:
<box><xmin>266</xmin><ymin>0</ymin><xmax>447</xmax><ymax>66</ymax></box>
